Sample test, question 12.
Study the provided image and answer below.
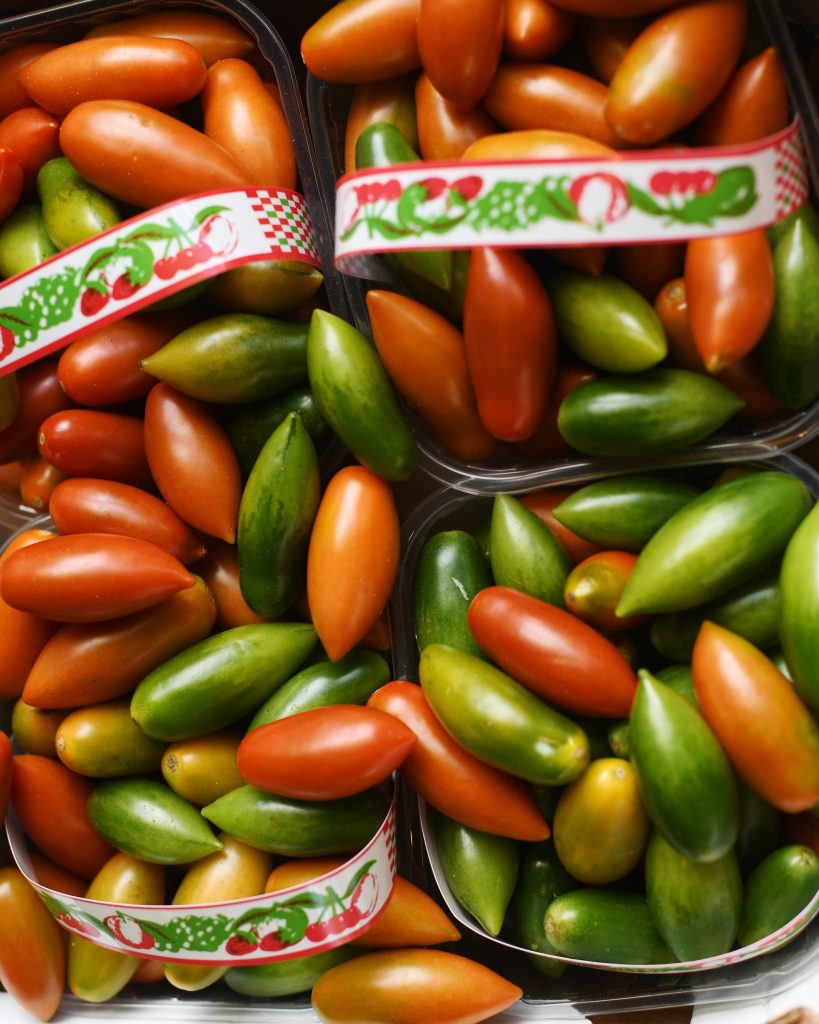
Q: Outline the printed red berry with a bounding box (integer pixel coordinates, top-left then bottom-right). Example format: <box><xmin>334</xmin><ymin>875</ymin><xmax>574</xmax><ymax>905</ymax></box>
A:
<box><xmin>80</xmin><ymin>289</ymin><xmax>109</xmax><ymax>316</ymax></box>
<box><xmin>154</xmin><ymin>256</ymin><xmax>178</xmax><ymax>280</ymax></box>
<box><xmin>259</xmin><ymin>931</ymin><xmax>287</xmax><ymax>951</ymax></box>
<box><xmin>305</xmin><ymin>920</ymin><xmax>331</xmax><ymax>943</ymax></box>
<box><xmin>451</xmin><ymin>175</ymin><xmax>483</xmax><ymax>201</ymax></box>
<box><xmin>0</xmin><ymin>324</ymin><xmax>15</xmax><ymax>360</ymax></box>
<box><xmin>112</xmin><ymin>274</ymin><xmax>140</xmax><ymax>300</ymax></box>
<box><xmin>225</xmin><ymin>934</ymin><xmax>258</xmax><ymax>956</ymax></box>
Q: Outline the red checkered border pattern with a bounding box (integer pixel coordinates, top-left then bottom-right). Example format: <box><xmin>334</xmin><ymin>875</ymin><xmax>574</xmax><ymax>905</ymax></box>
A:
<box><xmin>774</xmin><ymin>127</ymin><xmax>809</xmax><ymax>220</ymax></box>
<box><xmin>248</xmin><ymin>188</ymin><xmax>320</xmax><ymax>261</ymax></box>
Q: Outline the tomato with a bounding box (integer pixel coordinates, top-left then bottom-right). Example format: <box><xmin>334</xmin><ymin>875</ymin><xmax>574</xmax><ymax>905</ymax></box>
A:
<box><xmin>307</xmin><ymin>466</ymin><xmax>400</xmax><ymax>661</ymax></box>
<box><xmin>0</xmin><ymin>359</ymin><xmax>72</xmax><ymax>464</ymax></box>
<box><xmin>144</xmin><ymin>382</ymin><xmax>242</xmax><ymax>543</ymax></box>
<box><xmin>605</xmin><ymin>0</ymin><xmax>747</xmax><ymax>145</ymax></box>
<box><xmin>0</xmin><ymin>532</ymin><xmax>196</xmax><ymax>623</ymax></box>
<box><xmin>462</xmin><ymin>127</ymin><xmax>616</xmax><ymax>160</ymax></box>
<box><xmin>57</xmin><ymin>312</ymin><xmax>196</xmax><ymax>407</ymax></box>
<box><xmin>509</xmin><ymin>364</ymin><xmax>598</xmax><ymax>459</ymax></box>
<box><xmin>59</xmin><ymin>100</ymin><xmax>250</xmax><ymax>208</ymax></box>
<box><xmin>19</xmin><ymin>455</ymin><xmax>64</xmax><ymax>511</ymax></box>
<box><xmin>503</xmin><ymin>0</ymin><xmax>576</xmax><ymax>61</ymax></box>
<box><xmin>198</xmin><ymin>539</ymin><xmax>272</xmax><ymax>628</ymax></box>
<box><xmin>614</xmin><ymin>243</ymin><xmax>685</xmax><ymax>303</ymax></box>
<box><xmin>0</xmin><ymin>458</ymin><xmax>24</xmax><ymax>492</ymax></box>
<box><xmin>132</xmin><ymin>959</ymin><xmax>167</xmax><ymax>984</ymax></box>
<box><xmin>0</xmin><ymin>731</ymin><xmax>11</xmax><ymax>823</ymax></box>
<box><xmin>311</xmin><ymin>949</ymin><xmax>522</xmax><ymax>1024</ymax></box>
<box><xmin>0</xmin><ymin>528</ymin><xmax>58</xmax><ymax>702</ymax></box>
<box><xmin>463</xmin><ymin>248</ymin><xmax>557</xmax><ymax>442</ymax></box>
<box><xmin>418</xmin><ymin>0</ymin><xmax>504</xmax><ymax>111</ymax></box>
<box><xmin>484</xmin><ymin>65</ymin><xmax>621</xmax><ymax>148</ymax></box>
<box><xmin>345</xmin><ymin>75</ymin><xmax>418</xmax><ymax>173</ymax></box>
<box><xmin>37</xmin><ymin>409</ymin><xmax>152</xmax><ymax>489</ymax></box>
<box><xmin>368</xmin><ymin>681</ymin><xmax>549</xmax><ymax>840</ymax></box>
<box><xmin>83</xmin><ymin>11</ymin><xmax>255</xmax><ymax>66</ymax></box>
<box><xmin>0</xmin><ymin>43</ymin><xmax>56</xmax><ymax>120</ymax></box>
<box><xmin>564</xmin><ymin>550</ymin><xmax>644</xmax><ymax>632</ymax></box>
<box><xmin>685</xmin><ymin>230</ymin><xmax>775</xmax><ymax>372</ymax></box>
<box><xmin>238</xmin><ymin>705</ymin><xmax>415</xmax><ymax>800</ymax></box>
<box><xmin>415</xmin><ymin>73</ymin><xmax>496</xmax><ymax>160</ymax></box>
<box><xmin>519</xmin><ymin>486</ymin><xmax>602</xmax><ymax>562</ymax></box>
<box><xmin>467</xmin><ymin>586</ymin><xmax>637</xmax><ymax>716</ymax></box>
<box><xmin>202</xmin><ymin>58</ymin><xmax>296</xmax><ymax>190</ymax></box>
<box><xmin>692</xmin><ymin>622</ymin><xmax>819</xmax><ymax>814</ymax></box>
<box><xmin>301</xmin><ymin>0</ymin><xmax>421</xmax><ymax>84</ymax></box>
<box><xmin>0</xmin><ymin>867</ymin><xmax>65</xmax><ymax>1022</ymax></box>
<box><xmin>0</xmin><ymin>146</ymin><xmax>23</xmax><ymax>224</ymax></box>
<box><xmin>0</xmin><ymin>108</ymin><xmax>60</xmax><ymax>194</ymax></box>
<box><xmin>655</xmin><ymin>276</ymin><xmax>784</xmax><ymax>420</ymax></box>
<box><xmin>11</xmin><ymin>754</ymin><xmax>115</xmax><ymax>878</ymax></box>
<box><xmin>580</xmin><ymin>16</ymin><xmax>644</xmax><ymax>83</ymax></box>
<box><xmin>549</xmin><ymin>0</ymin><xmax>678</xmax><ymax>12</ymax></box>
<box><xmin>29</xmin><ymin>853</ymin><xmax>88</xmax><ymax>898</ymax></box>
<box><xmin>9</xmin><ymin>700</ymin><xmax>64</xmax><ymax>759</ymax></box>
<box><xmin>49</xmin><ymin>478</ymin><xmax>207</xmax><ymax>564</ymax></box>
<box><xmin>694</xmin><ymin>48</ymin><xmax>789</xmax><ymax>146</ymax></box>
<box><xmin>366</xmin><ymin>289</ymin><xmax>498</xmax><ymax>461</ymax></box>
<box><xmin>20</xmin><ymin>37</ymin><xmax>206</xmax><ymax>116</ymax></box>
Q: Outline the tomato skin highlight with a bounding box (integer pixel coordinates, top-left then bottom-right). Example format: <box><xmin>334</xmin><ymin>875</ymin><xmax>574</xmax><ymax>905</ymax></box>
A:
<box><xmin>238</xmin><ymin>705</ymin><xmax>416</xmax><ymax>800</ymax></box>
<box><xmin>692</xmin><ymin>622</ymin><xmax>819</xmax><ymax>813</ymax></box>
<box><xmin>59</xmin><ymin>99</ymin><xmax>250</xmax><ymax>208</ymax></box>
<box><xmin>467</xmin><ymin>586</ymin><xmax>637</xmax><ymax>717</ymax></box>
<box><xmin>418</xmin><ymin>0</ymin><xmax>505</xmax><ymax>111</ymax></box>
<box><xmin>503</xmin><ymin>0</ymin><xmax>576</xmax><ymax>61</ymax></box>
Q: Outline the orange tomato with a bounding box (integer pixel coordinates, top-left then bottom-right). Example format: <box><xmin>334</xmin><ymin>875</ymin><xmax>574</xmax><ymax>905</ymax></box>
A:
<box><xmin>509</xmin><ymin>364</ymin><xmax>597</xmax><ymax>460</ymax></box>
<box><xmin>0</xmin><ymin>730</ymin><xmax>10</xmax><ymax>823</ymax></box>
<box><xmin>0</xmin><ymin>107</ymin><xmax>60</xmax><ymax>194</ymax></box>
<box><xmin>605</xmin><ymin>0</ymin><xmax>747</xmax><ymax>145</ymax></box>
<box><xmin>685</xmin><ymin>229</ymin><xmax>775</xmax><ymax>372</ymax></box>
<box><xmin>19</xmin><ymin>455</ymin><xmax>64</xmax><ymax>511</ymax></box>
<box><xmin>581</xmin><ymin>16</ymin><xmax>645</xmax><ymax>83</ymax></box>
<box><xmin>0</xmin><ymin>867</ymin><xmax>65</xmax><ymax>1021</ymax></box>
<box><xmin>83</xmin><ymin>11</ymin><xmax>255</xmax><ymax>66</ymax></box>
<box><xmin>11</xmin><ymin>754</ymin><xmax>115</xmax><ymax>878</ymax></box>
<box><xmin>418</xmin><ymin>0</ymin><xmax>504</xmax><ymax>110</ymax></box>
<box><xmin>345</xmin><ymin>75</ymin><xmax>419</xmax><ymax>173</ymax></box>
<box><xmin>198</xmin><ymin>539</ymin><xmax>273</xmax><ymax>629</ymax></box>
<box><xmin>202</xmin><ymin>58</ymin><xmax>296</xmax><ymax>190</ymax></box>
<box><xmin>613</xmin><ymin>243</ymin><xmax>685</xmax><ymax>302</ymax></box>
<box><xmin>549</xmin><ymin>0</ymin><xmax>679</xmax><ymax>12</ymax></box>
<box><xmin>462</xmin><ymin>127</ymin><xmax>616</xmax><ymax>160</ymax></box>
<box><xmin>415</xmin><ymin>73</ymin><xmax>496</xmax><ymax>160</ymax></box>
<box><xmin>694</xmin><ymin>47</ymin><xmax>790</xmax><ymax>146</ymax></box>
<box><xmin>0</xmin><ymin>459</ymin><xmax>25</xmax><ymax>492</ymax></box>
<box><xmin>564</xmin><ymin>549</ymin><xmax>644</xmax><ymax>632</ymax></box>
<box><xmin>301</xmin><ymin>0</ymin><xmax>421</xmax><ymax>83</ymax></box>
<box><xmin>521</xmin><ymin>488</ymin><xmax>602</xmax><ymax>561</ymax></box>
<box><xmin>551</xmin><ymin>245</ymin><xmax>610</xmax><ymax>276</ymax></box>
<box><xmin>0</xmin><ymin>43</ymin><xmax>56</xmax><ymax>120</ymax></box>
<box><xmin>306</xmin><ymin>466</ymin><xmax>400</xmax><ymax>660</ymax></box>
<box><xmin>366</xmin><ymin>289</ymin><xmax>498</xmax><ymax>461</ymax></box>
<box><xmin>503</xmin><ymin>0</ymin><xmax>576</xmax><ymax>61</ymax></box>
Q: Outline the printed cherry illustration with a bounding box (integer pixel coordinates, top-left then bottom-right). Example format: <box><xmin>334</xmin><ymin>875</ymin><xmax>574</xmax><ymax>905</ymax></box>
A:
<box><xmin>305</xmin><ymin>920</ymin><xmax>332</xmax><ymax>943</ymax></box>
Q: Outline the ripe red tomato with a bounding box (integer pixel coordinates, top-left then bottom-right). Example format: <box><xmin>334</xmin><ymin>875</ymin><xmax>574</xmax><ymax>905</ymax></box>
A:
<box><xmin>238</xmin><ymin>705</ymin><xmax>416</xmax><ymax>800</ymax></box>
<box><xmin>0</xmin><ymin>108</ymin><xmax>60</xmax><ymax>194</ymax></box>
<box><xmin>418</xmin><ymin>0</ymin><xmax>504</xmax><ymax>111</ymax></box>
<box><xmin>503</xmin><ymin>0</ymin><xmax>576</xmax><ymax>61</ymax></box>
<box><xmin>0</xmin><ymin>146</ymin><xmax>23</xmax><ymax>224</ymax></box>
<box><xmin>0</xmin><ymin>43</ymin><xmax>56</xmax><ymax>120</ymax></box>
<box><xmin>18</xmin><ymin>455</ymin><xmax>64</xmax><ymax>512</ymax></box>
<box><xmin>694</xmin><ymin>47</ymin><xmax>789</xmax><ymax>146</ymax></box>
<box><xmin>37</xmin><ymin>409</ymin><xmax>152</xmax><ymax>489</ymax></box>
<box><xmin>0</xmin><ymin>359</ymin><xmax>73</xmax><ymax>464</ymax></box>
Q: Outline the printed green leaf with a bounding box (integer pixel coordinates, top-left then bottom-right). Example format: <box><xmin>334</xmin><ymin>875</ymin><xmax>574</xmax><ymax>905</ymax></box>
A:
<box><xmin>192</xmin><ymin>205</ymin><xmax>231</xmax><ymax>226</ymax></box>
<box><xmin>343</xmin><ymin>860</ymin><xmax>377</xmax><ymax>900</ymax></box>
<box><xmin>628</xmin><ymin>183</ymin><xmax>666</xmax><ymax>216</ymax></box>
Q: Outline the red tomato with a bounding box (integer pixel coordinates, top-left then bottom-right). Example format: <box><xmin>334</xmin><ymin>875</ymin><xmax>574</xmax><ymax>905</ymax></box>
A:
<box><xmin>415</xmin><ymin>73</ymin><xmax>496</xmax><ymax>160</ymax></box>
<box><xmin>418</xmin><ymin>0</ymin><xmax>504</xmax><ymax>111</ymax></box>
<box><xmin>366</xmin><ymin>289</ymin><xmax>498</xmax><ymax>461</ymax></box>
<box><xmin>0</xmin><ymin>108</ymin><xmax>60</xmax><ymax>194</ymax></box>
<box><xmin>0</xmin><ymin>731</ymin><xmax>11</xmax><ymax>823</ymax></box>
<box><xmin>509</xmin><ymin>363</ymin><xmax>598</xmax><ymax>460</ymax></box>
<box><xmin>0</xmin><ymin>459</ymin><xmax>25</xmax><ymax>492</ymax></box>
<box><xmin>685</xmin><ymin>230</ymin><xmax>775</xmax><ymax>372</ymax></box>
<box><xmin>57</xmin><ymin>312</ymin><xmax>196</xmax><ymax>407</ymax></box>
<box><xmin>368</xmin><ymin>681</ymin><xmax>549</xmax><ymax>840</ymax></box>
<box><xmin>144</xmin><ymin>382</ymin><xmax>242</xmax><ymax>544</ymax></box>
<box><xmin>580</xmin><ymin>16</ymin><xmax>645</xmax><ymax>83</ymax></box>
<box><xmin>692</xmin><ymin>622</ymin><xmax>819</xmax><ymax>813</ymax></box>
<box><xmin>503</xmin><ymin>0</ymin><xmax>576</xmax><ymax>61</ymax></box>
<box><xmin>301</xmin><ymin>0</ymin><xmax>421</xmax><ymax>84</ymax></box>
<box><xmin>37</xmin><ymin>409</ymin><xmax>152</xmax><ymax>489</ymax></box>
<box><xmin>614</xmin><ymin>243</ymin><xmax>685</xmax><ymax>303</ymax></box>
<box><xmin>484</xmin><ymin>65</ymin><xmax>622</xmax><ymax>148</ymax></box>
<box><xmin>564</xmin><ymin>550</ymin><xmax>645</xmax><ymax>632</ymax></box>
<box><xmin>306</xmin><ymin>466</ymin><xmax>400</xmax><ymax>661</ymax></box>
<box><xmin>0</xmin><ymin>146</ymin><xmax>24</xmax><ymax>224</ymax></box>
<box><xmin>467</xmin><ymin>586</ymin><xmax>637</xmax><ymax>716</ymax></box>
<box><xmin>311</xmin><ymin>949</ymin><xmax>522</xmax><ymax>1024</ymax></box>
<box><xmin>0</xmin><ymin>359</ymin><xmax>73</xmax><ymax>464</ymax></box>
<box><xmin>549</xmin><ymin>0</ymin><xmax>678</xmax><ymax>11</ymax></box>
<box><xmin>462</xmin><ymin>127</ymin><xmax>615</xmax><ymax>160</ymax></box>
<box><xmin>48</xmin><ymin>478</ymin><xmax>206</xmax><ymax>564</ymax></box>
<box><xmin>0</xmin><ymin>528</ymin><xmax>58</xmax><ymax>702</ymax></box>
<box><xmin>519</xmin><ymin>487</ymin><xmax>602</xmax><ymax>562</ymax></box>
<box><xmin>197</xmin><ymin>539</ymin><xmax>272</xmax><ymax>629</ymax></box>
<box><xmin>463</xmin><ymin>248</ymin><xmax>557</xmax><ymax>442</ymax></box>
<box><xmin>202</xmin><ymin>58</ymin><xmax>296</xmax><ymax>190</ymax></box>
<box><xmin>0</xmin><ymin>867</ymin><xmax>65</xmax><ymax>1021</ymax></box>
<box><xmin>0</xmin><ymin>532</ymin><xmax>196</xmax><ymax>623</ymax></box>
<box><xmin>694</xmin><ymin>48</ymin><xmax>790</xmax><ymax>146</ymax></box>
<box><xmin>20</xmin><ymin>37</ymin><xmax>207</xmax><ymax>116</ymax></box>
<box><xmin>19</xmin><ymin>455</ymin><xmax>65</xmax><ymax>512</ymax></box>
<box><xmin>59</xmin><ymin>100</ymin><xmax>250</xmax><ymax>208</ymax></box>
<box><xmin>238</xmin><ymin>705</ymin><xmax>416</xmax><ymax>800</ymax></box>
<box><xmin>11</xmin><ymin>754</ymin><xmax>115</xmax><ymax>878</ymax></box>
<box><xmin>605</xmin><ymin>0</ymin><xmax>747</xmax><ymax>144</ymax></box>
<box><xmin>83</xmin><ymin>11</ymin><xmax>255</xmax><ymax>66</ymax></box>
<box><xmin>0</xmin><ymin>43</ymin><xmax>56</xmax><ymax>120</ymax></box>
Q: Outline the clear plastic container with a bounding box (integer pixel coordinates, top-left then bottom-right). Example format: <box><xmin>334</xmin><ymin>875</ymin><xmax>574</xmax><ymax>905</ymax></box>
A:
<box><xmin>307</xmin><ymin>0</ymin><xmax>819</xmax><ymax>494</ymax></box>
<box><xmin>386</xmin><ymin>450</ymin><xmax>819</xmax><ymax>1014</ymax></box>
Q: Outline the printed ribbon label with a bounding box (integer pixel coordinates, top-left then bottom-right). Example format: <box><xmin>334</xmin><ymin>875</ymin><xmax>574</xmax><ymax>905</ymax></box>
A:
<box><xmin>0</xmin><ymin>187</ymin><xmax>320</xmax><ymax>379</ymax></box>
<box><xmin>6</xmin><ymin>799</ymin><xmax>396</xmax><ymax>966</ymax></box>
<box><xmin>335</xmin><ymin>119</ymin><xmax>808</xmax><ymax>279</ymax></box>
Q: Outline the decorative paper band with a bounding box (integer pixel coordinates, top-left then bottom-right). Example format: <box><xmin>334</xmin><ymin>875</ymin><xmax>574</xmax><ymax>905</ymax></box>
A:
<box><xmin>0</xmin><ymin>187</ymin><xmax>320</xmax><ymax>379</ymax></box>
<box><xmin>418</xmin><ymin>799</ymin><xmax>818</xmax><ymax>975</ymax></box>
<box><xmin>6</xmin><ymin>798</ymin><xmax>396</xmax><ymax>966</ymax></box>
<box><xmin>335</xmin><ymin>120</ymin><xmax>808</xmax><ymax>279</ymax></box>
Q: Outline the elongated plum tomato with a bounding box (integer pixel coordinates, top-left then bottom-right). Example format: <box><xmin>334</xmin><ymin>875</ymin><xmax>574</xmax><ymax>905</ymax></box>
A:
<box><xmin>0</xmin><ymin>359</ymin><xmax>72</xmax><ymax>465</ymax></box>
<box><xmin>0</xmin><ymin>43</ymin><xmax>56</xmax><ymax>120</ymax></box>
<box><xmin>83</xmin><ymin>11</ymin><xmax>255</xmax><ymax>66</ymax></box>
<box><xmin>0</xmin><ymin>731</ymin><xmax>11</xmax><ymax>822</ymax></box>
<box><xmin>467</xmin><ymin>585</ymin><xmax>637</xmax><ymax>716</ymax></box>
<box><xmin>503</xmin><ymin>0</ymin><xmax>576</xmax><ymax>62</ymax></box>
<box><xmin>418</xmin><ymin>0</ymin><xmax>504</xmax><ymax>111</ymax></box>
<box><xmin>563</xmin><ymin>550</ymin><xmax>644</xmax><ymax>632</ymax></box>
<box><xmin>59</xmin><ymin>100</ymin><xmax>250</xmax><ymax>208</ymax></box>
<box><xmin>0</xmin><ymin>107</ymin><xmax>61</xmax><ymax>193</ymax></box>
<box><xmin>301</xmin><ymin>0</ymin><xmax>422</xmax><ymax>84</ymax></box>
<box><xmin>0</xmin><ymin>147</ymin><xmax>23</xmax><ymax>224</ymax></box>
<box><xmin>415</xmin><ymin>73</ymin><xmax>496</xmax><ymax>161</ymax></box>
<box><xmin>462</xmin><ymin>128</ymin><xmax>615</xmax><ymax>161</ymax></box>
<box><xmin>237</xmin><ymin>705</ymin><xmax>416</xmax><ymax>800</ymax></box>
<box><xmin>18</xmin><ymin>37</ymin><xmax>207</xmax><ymax>116</ymax></box>
<box><xmin>38</xmin><ymin>409</ymin><xmax>152</xmax><ymax>489</ymax></box>
<box><xmin>549</xmin><ymin>0</ymin><xmax>678</xmax><ymax>12</ymax></box>
<box><xmin>0</xmin><ymin>532</ymin><xmax>195</xmax><ymax>622</ymax></box>
<box><xmin>694</xmin><ymin>47</ymin><xmax>789</xmax><ymax>146</ymax></box>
